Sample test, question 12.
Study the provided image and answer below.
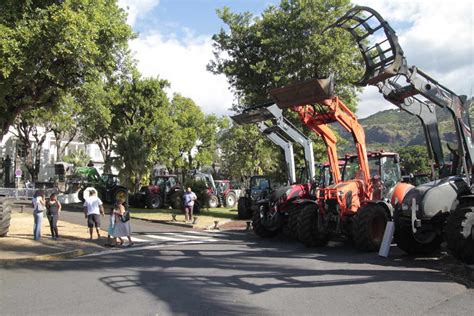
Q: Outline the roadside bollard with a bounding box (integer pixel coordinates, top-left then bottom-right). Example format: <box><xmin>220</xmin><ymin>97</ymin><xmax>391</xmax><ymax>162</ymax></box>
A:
<box><xmin>20</xmin><ymin>205</ymin><xmax>24</xmax><ymax>213</ymax></box>
<box><xmin>246</xmin><ymin>221</ymin><xmax>252</xmax><ymax>231</ymax></box>
<box><xmin>192</xmin><ymin>216</ymin><xmax>198</xmax><ymax>225</ymax></box>
<box><xmin>213</xmin><ymin>220</ymin><xmax>219</xmax><ymax>230</ymax></box>
<box><xmin>171</xmin><ymin>214</ymin><xmax>177</xmax><ymax>222</ymax></box>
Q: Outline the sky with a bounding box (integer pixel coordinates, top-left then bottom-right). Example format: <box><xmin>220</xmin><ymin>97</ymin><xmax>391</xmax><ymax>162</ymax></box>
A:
<box><xmin>118</xmin><ymin>0</ymin><xmax>474</xmax><ymax>119</ymax></box>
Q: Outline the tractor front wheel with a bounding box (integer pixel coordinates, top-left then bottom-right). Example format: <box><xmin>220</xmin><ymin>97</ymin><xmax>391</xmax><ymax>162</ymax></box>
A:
<box><xmin>297</xmin><ymin>204</ymin><xmax>329</xmax><ymax>247</ymax></box>
<box><xmin>252</xmin><ymin>205</ymin><xmax>280</xmax><ymax>238</ymax></box>
<box><xmin>353</xmin><ymin>204</ymin><xmax>388</xmax><ymax>252</ymax></box>
<box><xmin>393</xmin><ymin>207</ymin><xmax>442</xmax><ymax>255</ymax></box>
<box><xmin>225</xmin><ymin>192</ymin><xmax>237</xmax><ymax>208</ymax></box>
<box><xmin>208</xmin><ymin>195</ymin><xmax>219</xmax><ymax>208</ymax></box>
<box><xmin>237</xmin><ymin>197</ymin><xmax>252</xmax><ymax>219</ymax></box>
<box><xmin>445</xmin><ymin>204</ymin><xmax>474</xmax><ymax>264</ymax></box>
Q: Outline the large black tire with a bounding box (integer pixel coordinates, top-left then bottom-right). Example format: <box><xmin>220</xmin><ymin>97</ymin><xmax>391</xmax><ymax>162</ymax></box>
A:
<box><xmin>169</xmin><ymin>193</ymin><xmax>182</xmax><ymax>210</ymax></box>
<box><xmin>297</xmin><ymin>204</ymin><xmax>329</xmax><ymax>247</ymax></box>
<box><xmin>0</xmin><ymin>198</ymin><xmax>13</xmax><ymax>237</ymax></box>
<box><xmin>224</xmin><ymin>192</ymin><xmax>237</xmax><ymax>208</ymax></box>
<box><xmin>237</xmin><ymin>197</ymin><xmax>252</xmax><ymax>219</ymax></box>
<box><xmin>252</xmin><ymin>205</ymin><xmax>280</xmax><ymax>238</ymax></box>
<box><xmin>287</xmin><ymin>207</ymin><xmax>301</xmax><ymax>240</ymax></box>
<box><xmin>193</xmin><ymin>201</ymin><xmax>201</xmax><ymax>214</ymax></box>
<box><xmin>445</xmin><ymin>204</ymin><xmax>474</xmax><ymax>264</ymax></box>
<box><xmin>353</xmin><ymin>204</ymin><xmax>388</xmax><ymax>252</ymax></box>
<box><xmin>208</xmin><ymin>195</ymin><xmax>219</xmax><ymax>208</ymax></box>
<box><xmin>147</xmin><ymin>194</ymin><xmax>162</xmax><ymax>209</ymax></box>
<box><xmin>393</xmin><ymin>207</ymin><xmax>443</xmax><ymax>255</ymax></box>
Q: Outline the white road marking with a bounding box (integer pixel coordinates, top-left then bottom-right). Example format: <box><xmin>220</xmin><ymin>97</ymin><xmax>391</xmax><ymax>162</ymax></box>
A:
<box><xmin>130</xmin><ymin>236</ymin><xmax>149</xmax><ymax>242</ymax></box>
<box><xmin>81</xmin><ymin>239</ymin><xmax>220</xmax><ymax>257</ymax></box>
<box><xmin>183</xmin><ymin>230</ymin><xmax>225</xmax><ymax>237</ymax></box>
<box><xmin>144</xmin><ymin>234</ymin><xmax>184</xmax><ymax>241</ymax></box>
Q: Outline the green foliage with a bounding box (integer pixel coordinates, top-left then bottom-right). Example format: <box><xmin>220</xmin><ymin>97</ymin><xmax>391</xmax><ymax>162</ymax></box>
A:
<box><xmin>63</xmin><ymin>149</ymin><xmax>91</xmax><ymax>167</ymax></box>
<box><xmin>113</xmin><ymin>130</ymin><xmax>151</xmax><ymax>191</ymax></box>
<box><xmin>397</xmin><ymin>145</ymin><xmax>431</xmax><ymax>174</ymax></box>
<box><xmin>208</xmin><ymin>0</ymin><xmax>361</xmax><ymax>111</ymax></box>
<box><xmin>0</xmin><ymin>0</ymin><xmax>134</xmax><ymax>138</ymax></box>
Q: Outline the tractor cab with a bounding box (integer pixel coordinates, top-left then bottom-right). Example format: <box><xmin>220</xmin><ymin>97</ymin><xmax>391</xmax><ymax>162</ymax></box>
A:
<box><xmin>152</xmin><ymin>175</ymin><xmax>178</xmax><ymax>193</ymax></box>
<box><xmin>342</xmin><ymin>152</ymin><xmax>401</xmax><ymax>200</ymax></box>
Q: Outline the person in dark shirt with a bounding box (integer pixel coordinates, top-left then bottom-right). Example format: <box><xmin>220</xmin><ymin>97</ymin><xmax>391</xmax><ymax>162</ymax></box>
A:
<box><xmin>46</xmin><ymin>193</ymin><xmax>62</xmax><ymax>240</ymax></box>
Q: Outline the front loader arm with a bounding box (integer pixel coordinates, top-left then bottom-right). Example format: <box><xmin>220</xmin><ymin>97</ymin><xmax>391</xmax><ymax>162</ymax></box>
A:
<box><xmin>327</xmin><ymin>5</ymin><xmax>473</xmax><ymax>179</ymax></box>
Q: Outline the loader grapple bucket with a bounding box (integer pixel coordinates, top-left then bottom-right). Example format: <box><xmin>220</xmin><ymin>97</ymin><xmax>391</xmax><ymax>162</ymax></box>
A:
<box><xmin>231</xmin><ymin>105</ymin><xmax>276</xmax><ymax>125</ymax></box>
<box><xmin>324</xmin><ymin>6</ymin><xmax>406</xmax><ymax>86</ymax></box>
<box><xmin>269</xmin><ymin>76</ymin><xmax>334</xmax><ymax>109</ymax></box>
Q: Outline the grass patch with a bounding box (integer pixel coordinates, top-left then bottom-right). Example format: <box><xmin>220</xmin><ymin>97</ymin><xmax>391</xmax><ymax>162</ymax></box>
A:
<box><xmin>129</xmin><ymin>206</ymin><xmax>237</xmax><ymax>229</ymax></box>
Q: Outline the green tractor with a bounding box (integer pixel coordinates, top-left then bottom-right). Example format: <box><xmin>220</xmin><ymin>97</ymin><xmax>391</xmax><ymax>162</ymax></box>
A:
<box><xmin>69</xmin><ymin>167</ymin><xmax>128</xmax><ymax>204</ymax></box>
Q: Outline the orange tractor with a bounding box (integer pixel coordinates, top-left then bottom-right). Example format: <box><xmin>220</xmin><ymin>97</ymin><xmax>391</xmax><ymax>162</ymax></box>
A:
<box><xmin>269</xmin><ymin>76</ymin><xmax>406</xmax><ymax>251</ymax></box>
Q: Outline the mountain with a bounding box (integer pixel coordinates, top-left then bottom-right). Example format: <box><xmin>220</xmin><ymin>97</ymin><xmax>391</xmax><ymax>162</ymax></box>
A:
<box><xmin>334</xmin><ymin>106</ymin><xmax>460</xmax><ymax>154</ymax></box>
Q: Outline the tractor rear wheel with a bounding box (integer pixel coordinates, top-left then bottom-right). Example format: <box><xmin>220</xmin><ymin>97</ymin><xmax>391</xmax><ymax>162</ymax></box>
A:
<box><xmin>353</xmin><ymin>204</ymin><xmax>388</xmax><ymax>252</ymax></box>
<box><xmin>287</xmin><ymin>208</ymin><xmax>301</xmax><ymax>240</ymax></box>
<box><xmin>237</xmin><ymin>197</ymin><xmax>252</xmax><ymax>219</ymax></box>
<box><xmin>297</xmin><ymin>204</ymin><xmax>329</xmax><ymax>247</ymax></box>
<box><xmin>393</xmin><ymin>207</ymin><xmax>442</xmax><ymax>255</ymax></box>
<box><xmin>225</xmin><ymin>192</ymin><xmax>237</xmax><ymax>208</ymax></box>
<box><xmin>147</xmin><ymin>194</ymin><xmax>162</xmax><ymax>209</ymax></box>
<box><xmin>445</xmin><ymin>204</ymin><xmax>474</xmax><ymax>264</ymax></box>
<box><xmin>208</xmin><ymin>195</ymin><xmax>219</xmax><ymax>208</ymax></box>
<box><xmin>252</xmin><ymin>205</ymin><xmax>280</xmax><ymax>238</ymax></box>
<box><xmin>0</xmin><ymin>198</ymin><xmax>13</xmax><ymax>237</ymax></box>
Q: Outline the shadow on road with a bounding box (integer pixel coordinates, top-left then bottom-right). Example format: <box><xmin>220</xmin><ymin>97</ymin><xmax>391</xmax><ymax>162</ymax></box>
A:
<box><xmin>3</xmin><ymin>231</ymin><xmax>471</xmax><ymax>315</ymax></box>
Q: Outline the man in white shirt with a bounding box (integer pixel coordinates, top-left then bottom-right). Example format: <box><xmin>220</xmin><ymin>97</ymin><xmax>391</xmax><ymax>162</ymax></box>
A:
<box><xmin>83</xmin><ymin>189</ymin><xmax>105</xmax><ymax>240</ymax></box>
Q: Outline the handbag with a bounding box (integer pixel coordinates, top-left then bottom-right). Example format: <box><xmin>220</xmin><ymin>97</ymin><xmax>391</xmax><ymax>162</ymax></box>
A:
<box><xmin>121</xmin><ymin>210</ymin><xmax>130</xmax><ymax>222</ymax></box>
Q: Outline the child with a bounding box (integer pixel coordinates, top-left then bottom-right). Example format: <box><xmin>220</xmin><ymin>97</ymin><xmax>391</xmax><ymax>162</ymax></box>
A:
<box><xmin>105</xmin><ymin>206</ymin><xmax>123</xmax><ymax>247</ymax></box>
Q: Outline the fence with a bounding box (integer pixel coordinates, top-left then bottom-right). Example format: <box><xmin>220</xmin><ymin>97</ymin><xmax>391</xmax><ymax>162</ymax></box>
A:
<box><xmin>0</xmin><ymin>187</ymin><xmax>57</xmax><ymax>200</ymax></box>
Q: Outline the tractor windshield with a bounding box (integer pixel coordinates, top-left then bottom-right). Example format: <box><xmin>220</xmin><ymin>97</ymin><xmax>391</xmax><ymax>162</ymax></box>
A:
<box><xmin>250</xmin><ymin>177</ymin><xmax>270</xmax><ymax>191</ymax></box>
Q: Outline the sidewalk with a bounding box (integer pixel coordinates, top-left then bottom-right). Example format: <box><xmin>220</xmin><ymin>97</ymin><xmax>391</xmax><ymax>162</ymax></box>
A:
<box><xmin>0</xmin><ymin>206</ymin><xmax>105</xmax><ymax>265</ymax></box>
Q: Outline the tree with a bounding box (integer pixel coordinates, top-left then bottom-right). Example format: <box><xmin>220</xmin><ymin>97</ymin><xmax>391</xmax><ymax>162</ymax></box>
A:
<box><xmin>218</xmin><ymin>124</ymin><xmax>284</xmax><ymax>180</ymax></box>
<box><xmin>63</xmin><ymin>149</ymin><xmax>91</xmax><ymax>167</ymax></box>
<box><xmin>113</xmin><ymin>131</ymin><xmax>151</xmax><ymax>192</ymax></box>
<box><xmin>398</xmin><ymin>145</ymin><xmax>431</xmax><ymax>175</ymax></box>
<box><xmin>0</xmin><ymin>0</ymin><xmax>134</xmax><ymax>139</ymax></box>
<box><xmin>112</xmin><ymin>74</ymin><xmax>173</xmax><ymax>190</ymax></box>
<box><xmin>11</xmin><ymin>108</ymin><xmax>53</xmax><ymax>181</ymax></box>
<box><xmin>50</xmin><ymin>94</ymin><xmax>81</xmax><ymax>162</ymax></box>
<box><xmin>208</xmin><ymin>0</ymin><xmax>361</xmax><ymax>112</ymax></box>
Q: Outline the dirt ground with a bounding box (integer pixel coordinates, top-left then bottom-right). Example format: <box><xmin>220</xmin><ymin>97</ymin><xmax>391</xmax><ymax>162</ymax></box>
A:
<box><xmin>0</xmin><ymin>211</ymin><xmax>104</xmax><ymax>260</ymax></box>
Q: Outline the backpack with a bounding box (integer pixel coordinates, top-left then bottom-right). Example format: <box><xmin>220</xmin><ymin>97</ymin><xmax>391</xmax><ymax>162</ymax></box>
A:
<box><xmin>121</xmin><ymin>210</ymin><xmax>131</xmax><ymax>223</ymax></box>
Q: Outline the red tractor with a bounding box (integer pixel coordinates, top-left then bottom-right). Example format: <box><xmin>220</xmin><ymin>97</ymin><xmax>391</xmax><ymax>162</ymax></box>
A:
<box><xmin>215</xmin><ymin>179</ymin><xmax>240</xmax><ymax>208</ymax></box>
<box><xmin>130</xmin><ymin>175</ymin><xmax>182</xmax><ymax>209</ymax></box>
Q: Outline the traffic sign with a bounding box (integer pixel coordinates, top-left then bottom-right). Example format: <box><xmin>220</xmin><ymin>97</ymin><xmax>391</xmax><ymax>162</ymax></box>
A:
<box><xmin>15</xmin><ymin>169</ymin><xmax>22</xmax><ymax>178</ymax></box>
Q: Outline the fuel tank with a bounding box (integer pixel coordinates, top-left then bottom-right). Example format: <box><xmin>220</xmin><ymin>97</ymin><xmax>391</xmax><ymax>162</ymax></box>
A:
<box><xmin>400</xmin><ymin>176</ymin><xmax>470</xmax><ymax>219</ymax></box>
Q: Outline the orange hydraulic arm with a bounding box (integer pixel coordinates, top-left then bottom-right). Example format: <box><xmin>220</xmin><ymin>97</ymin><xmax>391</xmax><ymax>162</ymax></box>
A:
<box><xmin>294</xmin><ymin>106</ymin><xmax>341</xmax><ymax>184</ymax></box>
<box><xmin>269</xmin><ymin>77</ymin><xmax>373</xmax><ymax>200</ymax></box>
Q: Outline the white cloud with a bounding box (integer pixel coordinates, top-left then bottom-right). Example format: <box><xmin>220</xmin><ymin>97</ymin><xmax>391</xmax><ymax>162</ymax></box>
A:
<box><xmin>130</xmin><ymin>32</ymin><xmax>235</xmax><ymax>116</ymax></box>
<box><xmin>118</xmin><ymin>0</ymin><xmax>161</xmax><ymax>26</ymax></box>
<box><xmin>355</xmin><ymin>0</ymin><xmax>473</xmax><ymax>118</ymax></box>
<box><xmin>123</xmin><ymin>0</ymin><xmax>472</xmax><ymax>119</ymax></box>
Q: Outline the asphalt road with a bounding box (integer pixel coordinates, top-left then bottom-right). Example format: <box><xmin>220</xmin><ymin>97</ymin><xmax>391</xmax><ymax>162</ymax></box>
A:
<box><xmin>1</xmin><ymin>211</ymin><xmax>473</xmax><ymax>315</ymax></box>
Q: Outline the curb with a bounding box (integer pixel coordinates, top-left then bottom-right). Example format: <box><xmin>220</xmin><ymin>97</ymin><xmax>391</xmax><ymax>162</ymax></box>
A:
<box><xmin>0</xmin><ymin>248</ymin><xmax>98</xmax><ymax>267</ymax></box>
<box><xmin>131</xmin><ymin>216</ymin><xmax>194</xmax><ymax>228</ymax></box>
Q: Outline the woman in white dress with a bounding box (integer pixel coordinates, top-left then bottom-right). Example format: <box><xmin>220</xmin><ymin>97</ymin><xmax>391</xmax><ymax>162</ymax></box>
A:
<box><xmin>112</xmin><ymin>200</ymin><xmax>133</xmax><ymax>247</ymax></box>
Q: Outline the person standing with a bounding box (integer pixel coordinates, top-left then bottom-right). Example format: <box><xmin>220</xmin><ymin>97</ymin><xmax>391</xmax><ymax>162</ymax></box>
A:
<box><xmin>183</xmin><ymin>187</ymin><xmax>197</xmax><ymax>222</ymax></box>
<box><xmin>112</xmin><ymin>200</ymin><xmax>133</xmax><ymax>247</ymax></box>
<box><xmin>46</xmin><ymin>193</ymin><xmax>61</xmax><ymax>240</ymax></box>
<box><xmin>32</xmin><ymin>190</ymin><xmax>46</xmax><ymax>240</ymax></box>
<box><xmin>83</xmin><ymin>189</ymin><xmax>104</xmax><ymax>240</ymax></box>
